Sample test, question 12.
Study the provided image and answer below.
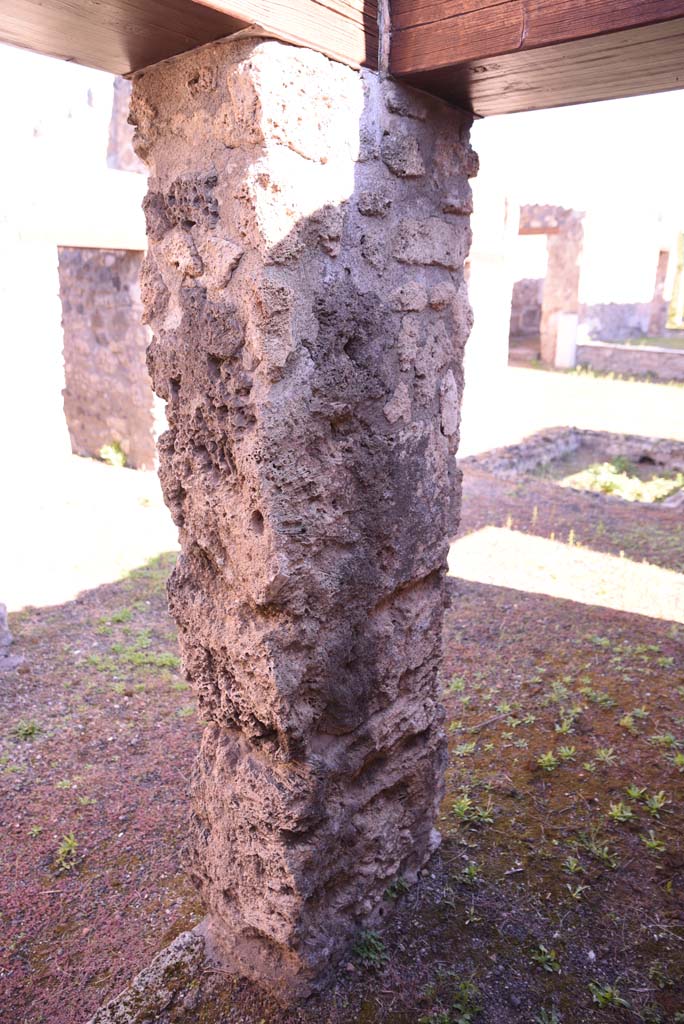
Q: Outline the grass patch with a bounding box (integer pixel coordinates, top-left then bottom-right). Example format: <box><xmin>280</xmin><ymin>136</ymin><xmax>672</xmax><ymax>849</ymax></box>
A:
<box><xmin>561</xmin><ymin>457</ymin><xmax>683</xmax><ymax>503</ymax></box>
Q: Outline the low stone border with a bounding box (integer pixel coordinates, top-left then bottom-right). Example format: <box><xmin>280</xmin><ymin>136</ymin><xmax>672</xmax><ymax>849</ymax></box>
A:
<box><xmin>576</xmin><ymin>341</ymin><xmax>684</xmax><ymax>383</ymax></box>
<box><xmin>461</xmin><ymin>426</ymin><xmax>684</xmax><ymax>495</ymax></box>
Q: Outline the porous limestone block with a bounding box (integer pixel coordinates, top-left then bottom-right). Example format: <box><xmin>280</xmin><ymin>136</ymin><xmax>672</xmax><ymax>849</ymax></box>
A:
<box><xmin>131</xmin><ymin>36</ymin><xmax>475</xmax><ymax>999</ymax></box>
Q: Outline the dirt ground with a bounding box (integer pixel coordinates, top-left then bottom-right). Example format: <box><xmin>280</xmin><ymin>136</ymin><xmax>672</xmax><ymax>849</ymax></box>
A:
<box><xmin>2</xmin><ymin>469</ymin><xmax>683</xmax><ymax>1023</ymax></box>
<box><xmin>2</xmin><ymin>371</ymin><xmax>683</xmax><ymax>1024</ymax></box>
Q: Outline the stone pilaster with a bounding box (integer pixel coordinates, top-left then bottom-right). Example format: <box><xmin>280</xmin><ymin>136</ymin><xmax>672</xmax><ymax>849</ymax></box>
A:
<box><xmin>519</xmin><ymin>205</ymin><xmax>584</xmax><ymax>365</ymax></box>
<box><xmin>58</xmin><ymin>247</ymin><xmax>155</xmax><ymax>469</ymax></box>
<box><xmin>131</xmin><ymin>37</ymin><xmax>476</xmax><ymax>999</ymax></box>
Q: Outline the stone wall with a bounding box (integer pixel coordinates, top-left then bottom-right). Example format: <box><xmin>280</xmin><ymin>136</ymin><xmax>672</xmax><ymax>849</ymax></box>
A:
<box><xmin>59</xmin><ymin>247</ymin><xmax>156</xmax><ymax>469</ymax></box>
<box><xmin>510</xmin><ymin>277</ymin><xmax>543</xmax><ymax>338</ymax></box>
<box><xmin>131</xmin><ymin>36</ymin><xmax>475</xmax><ymax>998</ymax></box>
<box><xmin>107</xmin><ymin>77</ymin><xmax>146</xmax><ymax>174</ymax></box>
<box><xmin>576</xmin><ymin>340</ymin><xmax>684</xmax><ymax>382</ymax></box>
<box><xmin>579</xmin><ymin>302</ymin><xmax>652</xmax><ymax>341</ymax></box>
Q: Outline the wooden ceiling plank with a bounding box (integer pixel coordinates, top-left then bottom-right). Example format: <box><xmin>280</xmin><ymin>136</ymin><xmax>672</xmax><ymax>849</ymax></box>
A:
<box><xmin>392</xmin><ymin>3</ymin><xmax>523</xmax><ymax>75</ymax></box>
<box><xmin>0</xmin><ymin>0</ymin><xmax>248</xmax><ymax>74</ymax></box>
<box><xmin>392</xmin><ymin>0</ymin><xmax>510</xmax><ymax>32</ymax></box>
<box><xmin>0</xmin><ymin>0</ymin><xmax>378</xmax><ymax>77</ymax></box>
<box><xmin>192</xmin><ymin>0</ymin><xmax>378</xmax><ymax>67</ymax></box>
<box><xmin>391</xmin><ymin>0</ymin><xmax>684</xmax><ymax>74</ymax></box>
<box><xmin>398</xmin><ymin>18</ymin><xmax>684</xmax><ymax>116</ymax></box>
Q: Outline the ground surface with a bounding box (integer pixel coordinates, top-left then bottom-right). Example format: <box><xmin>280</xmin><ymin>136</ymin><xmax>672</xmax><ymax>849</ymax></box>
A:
<box><xmin>1</xmin><ymin>368</ymin><xmax>683</xmax><ymax>1024</ymax></box>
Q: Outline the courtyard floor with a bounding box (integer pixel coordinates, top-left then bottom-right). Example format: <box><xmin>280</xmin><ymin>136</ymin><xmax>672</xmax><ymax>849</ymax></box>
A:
<box><xmin>1</xmin><ymin>367</ymin><xmax>683</xmax><ymax>1023</ymax></box>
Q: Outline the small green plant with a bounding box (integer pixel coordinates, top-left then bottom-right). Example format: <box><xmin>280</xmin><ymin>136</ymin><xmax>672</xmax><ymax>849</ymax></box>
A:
<box><xmin>588</xmin><ymin>982</ymin><xmax>629</xmax><ymax>1009</ymax></box>
<box><xmin>577</xmin><ymin>830</ymin><xmax>618</xmax><ymax>869</ymax></box>
<box><xmin>558</xmin><ymin>745</ymin><xmax>576</xmax><ymax>762</ymax></box>
<box><xmin>12</xmin><ymin>719</ymin><xmax>41</xmax><ymax>741</ymax></box>
<box><xmin>626</xmin><ymin>784</ymin><xmax>647</xmax><ymax>800</ymax></box>
<box><xmin>640</xmin><ymin>830</ymin><xmax>666</xmax><ymax>853</ymax></box>
<box><xmin>580</xmin><ymin>685</ymin><xmax>616</xmax><ymax>709</ymax></box>
<box><xmin>562</xmin><ymin>856</ymin><xmax>583</xmax><ymax>875</ymax></box>
<box><xmin>384</xmin><ymin>877</ymin><xmax>409</xmax><ymax>901</ymax></box>
<box><xmin>454</xmin><ymin>742</ymin><xmax>476</xmax><ymax>758</ymax></box>
<box><xmin>99</xmin><ymin>441</ymin><xmax>126</xmax><ymax>468</ymax></box>
<box><xmin>453</xmin><ymin>790</ymin><xmax>495</xmax><ymax>827</ymax></box>
<box><xmin>464</xmin><ymin>903</ymin><xmax>481</xmax><ymax>926</ymax></box>
<box><xmin>548</xmin><ymin>680</ymin><xmax>570</xmax><ymax>703</ymax></box>
<box><xmin>607</xmin><ymin>801</ymin><xmax>633</xmax><ymax>823</ymax></box>
<box><xmin>452</xmin><ymin>794</ymin><xmax>473</xmax><ymax>820</ymax></box>
<box><xmin>55</xmin><ymin>832</ymin><xmax>79</xmax><ymax>873</ymax></box>
<box><xmin>531</xmin><ymin>945</ymin><xmax>561</xmax><ymax>973</ymax></box>
<box><xmin>670</xmin><ymin>751</ymin><xmax>684</xmax><ymax>772</ymax></box>
<box><xmin>111</xmin><ymin>607</ymin><xmax>133</xmax><ymax>623</ymax></box>
<box><xmin>640</xmin><ymin>1004</ymin><xmax>665</xmax><ymax>1024</ymax></box>
<box><xmin>651</xmin><ymin>732</ymin><xmax>679</xmax><ymax>749</ymax></box>
<box><xmin>566</xmin><ymin>883</ymin><xmax>589</xmax><ymax>901</ymax></box>
<box><xmin>451</xmin><ymin>979</ymin><xmax>482</xmax><ymax>1024</ymax></box>
<box><xmin>55</xmin><ymin>778</ymin><xmax>73</xmax><ymax>789</ymax></box>
<box><xmin>596</xmin><ymin>747</ymin><xmax>617</xmax><ymax>766</ymax></box>
<box><xmin>352</xmin><ymin>930</ymin><xmax>388</xmax><ymax>970</ymax></box>
<box><xmin>646</xmin><ymin>791</ymin><xmax>668</xmax><ymax>817</ymax></box>
<box><xmin>460</xmin><ymin>862</ymin><xmax>481</xmax><ymax>886</ymax></box>
<box><xmin>555</xmin><ymin>706</ymin><xmax>581</xmax><ymax>735</ymax></box>
<box><xmin>447</xmin><ymin>676</ymin><xmax>466</xmax><ymax>694</ymax></box>
<box><xmin>87</xmin><ymin>653</ymin><xmax>117</xmax><ymax>674</ymax></box>
<box><xmin>648</xmin><ymin>962</ymin><xmax>673</xmax><ymax>990</ymax></box>
<box><xmin>537</xmin><ymin>751</ymin><xmax>559</xmax><ymax>772</ymax></box>
<box><xmin>29</xmin><ymin>824</ymin><xmax>43</xmax><ymax>838</ymax></box>
<box><xmin>535</xmin><ymin>1010</ymin><xmax>561</xmax><ymax>1024</ymax></box>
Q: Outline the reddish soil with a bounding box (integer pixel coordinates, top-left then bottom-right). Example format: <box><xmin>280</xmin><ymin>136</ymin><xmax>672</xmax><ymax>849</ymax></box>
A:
<box><xmin>1</xmin><ymin>467</ymin><xmax>683</xmax><ymax>1024</ymax></box>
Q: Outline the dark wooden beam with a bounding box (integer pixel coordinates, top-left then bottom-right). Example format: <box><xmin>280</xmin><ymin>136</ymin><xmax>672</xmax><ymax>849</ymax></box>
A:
<box><xmin>0</xmin><ymin>0</ymin><xmax>377</xmax><ymax>76</ymax></box>
<box><xmin>0</xmin><ymin>0</ymin><xmax>246</xmax><ymax>74</ymax></box>
<box><xmin>391</xmin><ymin>1</ymin><xmax>684</xmax><ymax>115</ymax></box>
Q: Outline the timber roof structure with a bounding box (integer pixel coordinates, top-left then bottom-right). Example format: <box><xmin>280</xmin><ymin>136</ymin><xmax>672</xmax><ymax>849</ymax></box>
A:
<box><xmin>1</xmin><ymin>1</ymin><xmax>683</xmax><ymax>114</ymax></box>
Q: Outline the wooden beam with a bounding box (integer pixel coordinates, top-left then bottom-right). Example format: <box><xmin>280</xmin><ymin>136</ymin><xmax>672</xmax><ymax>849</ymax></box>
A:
<box><xmin>391</xmin><ymin>0</ymin><xmax>684</xmax><ymax>75</ymax></box>
<box><xmin>0</xmin><ymin>0</ymin><xmax>679</xmax><ymax>113</ymax></box>
<box><xmin>0</xmin><ymin>0</ymin><xmax>247</xmax><ymax>74</ymax></box>
<box><xmin>397</xmin><ymin>18</ymin><xmax>684</xmax><ymax>116</ymax></box>
<box><xmin>391</xmin><ymin>1</ymin><xmax>684</xmax><ymax>115</ymax></box>
<box><xmin>0</xmin><ymin>0</ymin><xmax>377</xmax><ymax>76</ymax></box>
<box><xmin>194</xmin><ymin>0</ymin><xmax>378</xmax><ymax>68</ymax></box>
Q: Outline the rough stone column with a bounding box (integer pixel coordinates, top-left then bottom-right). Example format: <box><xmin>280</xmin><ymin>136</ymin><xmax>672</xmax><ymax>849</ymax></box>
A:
<box><xmin>519</xmin><ymin>205</ymin><xmax>583</xmax><ymax>365</ymax></box>
<box><xmin>541</xmin><ymin>218</ymin><xmax>583</xmax><ymax>364</ymax></box>
<box><xmin>131</xmin><ymin>37</ymin><xmax>476</xmax><ymax>999</ymax></box>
